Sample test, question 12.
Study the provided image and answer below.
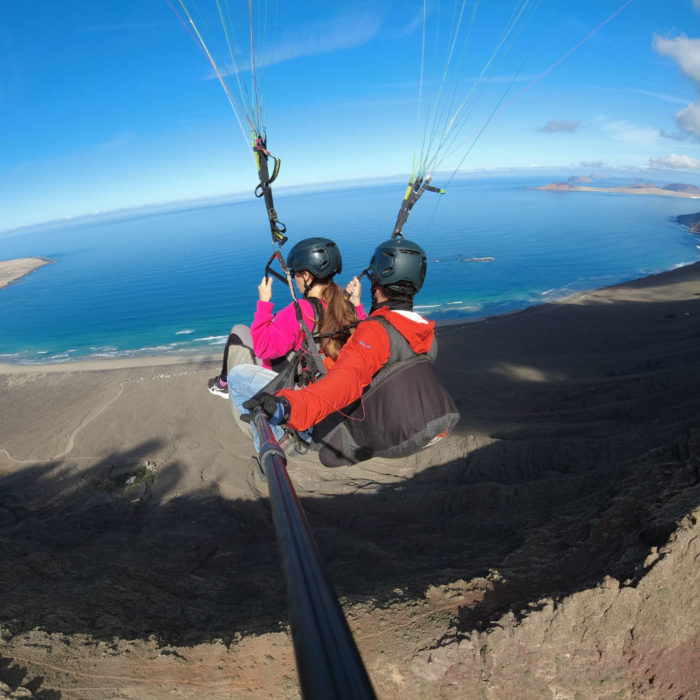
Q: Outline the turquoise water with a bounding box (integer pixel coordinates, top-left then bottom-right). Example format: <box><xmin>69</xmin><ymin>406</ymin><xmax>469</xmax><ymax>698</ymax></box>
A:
<box><xmin>1</xmin><ymin>175</ymin><xmax>699</xmax><ymax>364</ymax></box>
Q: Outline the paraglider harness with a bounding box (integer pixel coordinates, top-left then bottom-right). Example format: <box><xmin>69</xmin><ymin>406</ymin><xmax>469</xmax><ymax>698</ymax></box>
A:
<box><xmin>253</xmin><ymin>138</ymin><xmax>444</xmax><ymax>392</ymax></box>
<box><xmin>251</xmin><ymin>142</ymin><xmax>456</xmax><ymax>461</ymax></box>
<box><xmin>253</xmin><ymin>135</ymin><xmax>369</xmax><ymax>397</ymax></box>
<box><xmin>307</xmin><ymin>178</ymin><xmax>462</xmax><ymax>467</ymax></box>
<box><xmin>252</xmin><ymin>135</ymin><xmax>327</xmax><ymax>387</ymax></box>
<box><xmin>263</xmin><ymin>297</ymin><xmax>326</xmax><ymax>392</ymax></box>
<box><xmin>392</xmin><ymin>175</ymin><xmax>444</xmax><ymax>238</ymax></box>
<box><xmin>309</xmin><ymin>314</ymin><xmax>459</xmax><ymax>467</ymax></box>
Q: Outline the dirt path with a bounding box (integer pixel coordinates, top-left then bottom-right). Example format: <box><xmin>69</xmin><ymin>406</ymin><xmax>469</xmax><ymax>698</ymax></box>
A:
<box><xmin>0</xmin><ymin>383</ymin><xmax>126</xmax><ymax>465</ymax></box>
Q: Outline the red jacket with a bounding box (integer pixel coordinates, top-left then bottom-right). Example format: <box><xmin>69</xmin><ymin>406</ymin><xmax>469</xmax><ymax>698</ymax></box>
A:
<box><xmin>277</xmin><ymin>306</ymin><xmax>435</xmax><ymax>431</ymax></box>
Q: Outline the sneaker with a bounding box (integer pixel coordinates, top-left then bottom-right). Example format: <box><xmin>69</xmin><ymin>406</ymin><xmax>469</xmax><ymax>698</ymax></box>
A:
<box><xmin>207</xmin><ymin>375</ymin><xmax>229</xmax><ymax>399</ymax></box>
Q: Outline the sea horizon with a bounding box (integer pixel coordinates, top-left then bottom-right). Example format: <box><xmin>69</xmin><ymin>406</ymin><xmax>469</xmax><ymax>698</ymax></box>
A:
<box><xmin>1</xmin><ymin>173</ymin><xmax>699</xmax><ymax>365</ymax></box>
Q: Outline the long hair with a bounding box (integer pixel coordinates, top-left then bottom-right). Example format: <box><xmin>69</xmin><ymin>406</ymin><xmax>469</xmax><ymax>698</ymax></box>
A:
<box><xmin>316</xmin><ymin>278</ymin><xmax>358</xmax><ymax>360</ymax></box>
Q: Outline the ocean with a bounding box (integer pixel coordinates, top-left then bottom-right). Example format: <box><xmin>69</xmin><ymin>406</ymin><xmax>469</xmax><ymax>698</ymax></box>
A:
<box><xmin>1</xmin><ymin>175</ymin><xmax>699</xmax><ymax>364</ymax></box>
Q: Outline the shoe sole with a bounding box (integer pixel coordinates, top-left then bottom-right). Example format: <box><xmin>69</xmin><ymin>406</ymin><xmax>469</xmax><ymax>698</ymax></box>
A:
<box><xmin>208</xmin><ymin>386</ymin><xmax>230</xmax><ymax>399</ymax></box>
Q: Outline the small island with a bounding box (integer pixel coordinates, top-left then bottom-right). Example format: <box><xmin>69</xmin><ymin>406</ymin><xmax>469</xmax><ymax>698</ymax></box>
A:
<box><xmin>533</xmin><ymin>179</ymin><xmax>700</xmax><ymax>199</ymax></box>
<box><xmin>0</xmin><ymin>257</ymin><xmax>54</xmax><ymax>290</ymax></box>
<box><xmin>432</xmin><ymin>254</ymin><xmax>495</xmax><ymax>263</ymax></box>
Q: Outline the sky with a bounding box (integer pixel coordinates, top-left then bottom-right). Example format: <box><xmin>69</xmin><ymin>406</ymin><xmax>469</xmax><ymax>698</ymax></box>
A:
<box><xmin>2</xmin><ymin>0</ymin><xmax>700</xmax><ymax>232</ymax></box>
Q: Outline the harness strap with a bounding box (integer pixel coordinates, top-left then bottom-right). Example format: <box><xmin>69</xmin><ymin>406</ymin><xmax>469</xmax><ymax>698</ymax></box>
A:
<box><xmin>293</xmin><ymin>295</ymin><xmax>327</xmax><ymax>381</ymax></box>
<box><xmin>253</xmin><ymin>135</ymin><xmax>287</xmax><ymax>245</ymax></box>
<box><xmin>252</xmin><ymin>134</ymin><xmax>325</xmax><ymax>380</ymax></box>
<box><xmin>368</xmin><ymin>316</ymin><xmax>437</xmax><ymax>367</ymax></box>
<box><xmin>263</xmin><ymin>248</ymin><xmax>327</xmax><ymax>381</ymax></box>
<box><xmin>313</xmin><ymin>322</ymin><xmax>358</xmax><ymax>341</ymax></box>
<box><xmin>257</xmin><ymin>297</ymin><xmax>327</xmax><ymax>400</ymax></box>
<box><xmin>308</xmin><ymin>297</ymin><xmax>325</xmax><ymax>322</ymax></box>
<box><xmin>312</xmin><ymin>298</ymin><xmax>359</xmax><ymax>341</ymax></box>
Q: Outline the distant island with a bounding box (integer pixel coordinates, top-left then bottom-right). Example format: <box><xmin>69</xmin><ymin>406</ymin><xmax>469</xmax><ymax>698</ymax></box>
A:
<box><xmin>533</xmin><ymin>180</ymin><xmax>700</xmax><ymax>199</ymax></box>
<box><xmin>0</xmin><ymin>257</ymin><xmax>54</xmax><ymax>290</ymax></box>
<box><xmin>432</xmin><ymin>254</ymin><xmax>495</xmax><ymax>263</ymax></box>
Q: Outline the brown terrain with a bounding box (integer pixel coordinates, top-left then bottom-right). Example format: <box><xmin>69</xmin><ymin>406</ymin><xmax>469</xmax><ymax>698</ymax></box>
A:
<box><xmin>1</xmin><ymin>262</ymin><xmax>700</xmax><ymax>698</ymax></box>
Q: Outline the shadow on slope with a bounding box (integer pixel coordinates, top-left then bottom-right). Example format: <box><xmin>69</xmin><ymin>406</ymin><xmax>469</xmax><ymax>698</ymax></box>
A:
<box><xmin>0</xmin><ymin>653</ymin><xmax>59</xmax><ymax>699</ymax></box>
<box><xmin>0</xmin><ymin>290</ymin><xmax>699</xmax><ymax>650</ymax></box>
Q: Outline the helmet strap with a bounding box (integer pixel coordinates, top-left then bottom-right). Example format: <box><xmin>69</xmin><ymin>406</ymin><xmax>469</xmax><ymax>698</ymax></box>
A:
<box><xmin>302</xmin><ymin>276</ymin><xmax>317</xmax><ymax>298</ymax></box>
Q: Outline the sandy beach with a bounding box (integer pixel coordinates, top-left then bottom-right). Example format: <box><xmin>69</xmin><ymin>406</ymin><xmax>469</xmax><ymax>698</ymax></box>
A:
<box><xmin>1</xmin><ymin>263</ymin><xmax>699</xmax><ymax>698</ymax></box>
<box><xmin>0</xmin><ymin>258</ymin><xmax>53</xmax><ymax>290</ymax></box>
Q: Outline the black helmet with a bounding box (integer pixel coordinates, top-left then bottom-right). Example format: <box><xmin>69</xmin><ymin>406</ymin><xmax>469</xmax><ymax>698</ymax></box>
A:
<box><xmin>367</xmin><ymin>237</ymin><xmax>427</xmax><ymax>294</ymax></box>
<box><xmin>286</xmin><ymin>237</ymin><xmax>342</xmax><ymax>279</ymax></box>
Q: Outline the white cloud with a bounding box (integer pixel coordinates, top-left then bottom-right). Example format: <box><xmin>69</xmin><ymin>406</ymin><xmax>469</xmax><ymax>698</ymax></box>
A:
<box><xmin>600</xmin><ymin>119</ymin><xmax>660</xmax><ymax>146</ymax></box>
<box><xmin>540</xmin><ymin>119</ymin><xmax>580</xmax><ymax>133</ymax></box>
<box><xmin>648</xmin><ymin>153</ymin><xmax>700</xmax><ymax>169</ymax></box>
<box><xmin>675</xmin><ymin>102</ymin><xmax>700</xmax><ymax>135</ymax></box>
<box><xmin>694</xmin><ymin>0</ymin><xmax>700</xmax><ymax>12</ymax></box>
<box><xmin>585</xmin><ymin>84</ymin><xmax>689</xmax><ymax>105</ymax></box>
<box><xmin>653</xmin><ymin>33</ymin><xmax>700</xmax><ymax>139</ymax></box>
<box><xmin>232</xmin><ymin>7</ymin><xmax>382</xmax><ymax>71</ymax></box>
<box><xmin>391</xmin><ymin>7</ymin><xmax>423</xmax><ymax>38</ymax></box>
<box><xmin>623</xmin><ymin>87</ymin><xmax>689</xmax><ymax>105</ymax></box>
<box><xmin>660</xmin><ymin>128</ymin><xmax>693</xmax><ymax>141</ymax></box>
<box><xmin>98</xmin><ymin>133</ymin><xmax>134</xmax><ymax>151</ymax></box>
<box><xmin>281</xmin><ymin>9</ymin><xmax>380</xmax><ymax>61</ymax></box>
<box><xmin>83</xmin><ymin>23</ymin><xmax>163</xmax><ymax>32</ymax></box>
<box><xmin>653</xmin><ymin>35</ymin><xmax>700</xmax><ymax>82</ymax></box>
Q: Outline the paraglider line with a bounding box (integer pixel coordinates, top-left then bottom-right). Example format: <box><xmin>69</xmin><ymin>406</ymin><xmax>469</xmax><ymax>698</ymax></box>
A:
<box><xmin>503</xmin><ymin>0</ymin><xmax>635</xmax><ymax>112</ymax></box>
<box><xmin>443</xmin><ymin>0</ymin><xmax>635</xmax><ymax>163</ymax></box>
<box><xmin>248</xmin><ymin>0</ymin><xmax>262</xmax><ymax>133</ymax></box>
<box><xmin>167</xmin><ymin>0</ymin><xmax>257</xmax><ymax>143</ymax></box>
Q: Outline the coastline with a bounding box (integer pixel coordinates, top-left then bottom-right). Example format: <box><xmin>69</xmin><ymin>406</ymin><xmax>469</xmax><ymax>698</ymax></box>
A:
<box><xmin>677</xmin><ymin>211</ymin><xmax>700</xmax><ymax>232</ymax></box>
<box><xmin>0</xmin><ymin>257</ymin><xmax>54</xmax><ymax>290</ymax></box>
<box><xmin>4</xmin><ymin>180</ymin><xmax>699</xmax><ymax>370</ymax></box>
<box><xmin>3</xmin><ymin>261</ymin><xmax>698</xmax><ymax>373</ymax></box>
<box><xmin>0</xmin><ymin>350</ymin><xmax>220</xmax><ymax>374</ymax></box>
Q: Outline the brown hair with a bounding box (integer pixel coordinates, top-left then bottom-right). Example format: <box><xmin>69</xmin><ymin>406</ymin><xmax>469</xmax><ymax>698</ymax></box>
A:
<box><xmin>316</xmin><ymin>279</ymin><xmax>358</xmax><ymax>360</ymax></box>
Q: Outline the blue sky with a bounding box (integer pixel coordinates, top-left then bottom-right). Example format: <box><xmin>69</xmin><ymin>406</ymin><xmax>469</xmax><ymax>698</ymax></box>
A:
<box><xmin>2</xmin><ymin>0</ymin><xmax>700</xmax><ymax>232</ymax></box>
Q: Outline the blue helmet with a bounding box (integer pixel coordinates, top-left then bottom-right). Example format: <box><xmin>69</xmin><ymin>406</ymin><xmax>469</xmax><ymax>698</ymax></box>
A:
<box><xmin>286</xmin><ymin>237</ymin><xmax>342</xmax><ymax>279</ymax></box>
<box><xmin>367</xmin><ymin>238</ymin><xmax>427</xmax><ymax>294</ymax></box>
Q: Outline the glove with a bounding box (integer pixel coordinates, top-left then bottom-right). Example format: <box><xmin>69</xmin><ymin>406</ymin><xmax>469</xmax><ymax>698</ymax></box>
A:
<box><xmin>242</xmin><ymin>393</ymin><xmax>290</xmax><ymax>426</ymax></box>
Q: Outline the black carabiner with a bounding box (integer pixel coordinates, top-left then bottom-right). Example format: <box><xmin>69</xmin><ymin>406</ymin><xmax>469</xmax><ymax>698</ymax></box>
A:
<box><xmin>264</xmin><ymin>252</ymin><xmax>289</xmax><ymax>284</ymax></box>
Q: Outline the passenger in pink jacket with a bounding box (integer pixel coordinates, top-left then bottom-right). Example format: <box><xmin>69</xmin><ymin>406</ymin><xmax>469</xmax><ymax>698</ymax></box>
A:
<box><xmin>207</xmin><ymin>237</ymin><xmax>365</xmax><ymax>452</ymax></box>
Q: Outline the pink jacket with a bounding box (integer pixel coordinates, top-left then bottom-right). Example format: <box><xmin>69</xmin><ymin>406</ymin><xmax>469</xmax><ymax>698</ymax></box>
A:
<box><xmin>250</xmin><ymin>298</ymin><xmax>367</xmax><ymax>369</ymax></box>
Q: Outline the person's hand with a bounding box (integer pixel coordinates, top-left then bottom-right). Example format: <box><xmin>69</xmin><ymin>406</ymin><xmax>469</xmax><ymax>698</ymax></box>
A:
<box><xmin>258</xmin><ymin>276</ymin><xmax>273</xmax><ymax>302</ymax></box>
<box><xmin>345</xmin><ymin>276</ymin><xmax>362</xmax><ymax>306</ymax></box>
<box><xmin>242</xmin><ymin>393</ymin><xmax>290</xmax><ymax>426</ymax></box>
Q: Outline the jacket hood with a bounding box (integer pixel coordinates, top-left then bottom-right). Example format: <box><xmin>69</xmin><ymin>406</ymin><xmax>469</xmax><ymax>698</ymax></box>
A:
<box><xmin>371</xmin><ymin>306</ymin><xmax>435</xmax><ymax>354</ymax></box>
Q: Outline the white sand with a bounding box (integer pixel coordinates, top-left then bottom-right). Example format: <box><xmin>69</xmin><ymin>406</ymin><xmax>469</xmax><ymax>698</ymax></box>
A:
<box><xmin>0</xmin><ymin>257</ymin><xmax>53</xmax><ymax>289</ymax></box>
